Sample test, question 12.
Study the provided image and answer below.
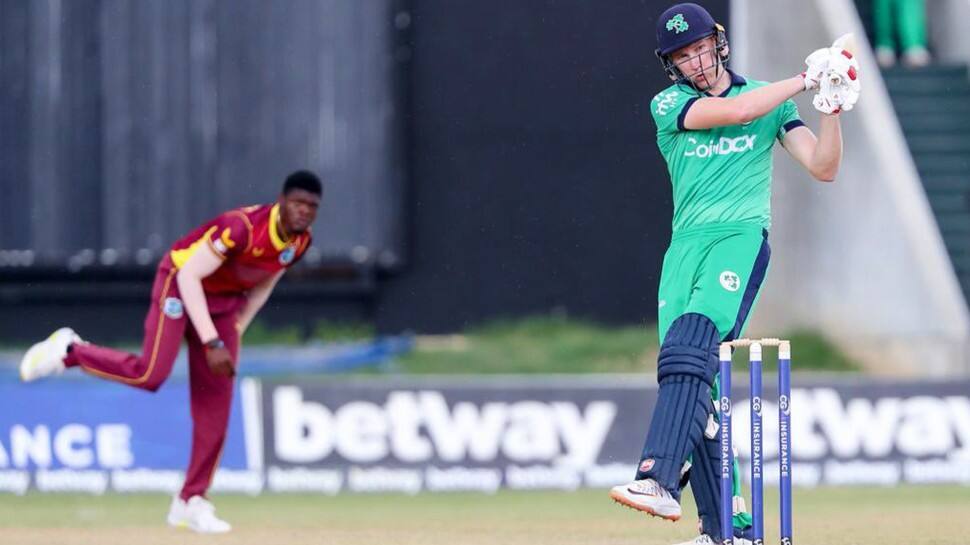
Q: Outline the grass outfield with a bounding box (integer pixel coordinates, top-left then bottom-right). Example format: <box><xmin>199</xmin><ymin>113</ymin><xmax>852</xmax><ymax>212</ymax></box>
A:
<box><xmin>242</xmin><ymin>315</ymin><xmax>860</xmax><ymax>373</ymax></box>
<box><xmin>394</xmin><ymin>316</ymin><xmax>858</xmax><ymax>374</ymax></box>
<box><xmin>2</xmin><ymin>486</ymin><xmax>966</xmax><ymax>545</ymax></box>
<box><xmin>3</xmin><ymin>317</ymin><xmax>858</xmax><ymax>374</ymax></box>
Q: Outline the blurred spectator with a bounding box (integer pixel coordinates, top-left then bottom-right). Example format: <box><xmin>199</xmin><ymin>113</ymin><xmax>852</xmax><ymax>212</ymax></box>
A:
<box><xmin>873</xmin><ymin>0</ymin><xmax>931</xmax><ymax>68</ymax></box>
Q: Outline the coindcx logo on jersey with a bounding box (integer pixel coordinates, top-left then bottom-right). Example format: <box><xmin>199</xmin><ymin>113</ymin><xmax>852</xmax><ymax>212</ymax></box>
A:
<box><xmin>684</xmin><ymin>135</ymin><xmax>757</xmax><ymax>158</ymax></box>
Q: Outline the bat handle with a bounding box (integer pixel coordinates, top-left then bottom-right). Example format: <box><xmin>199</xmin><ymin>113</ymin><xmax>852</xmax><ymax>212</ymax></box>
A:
<box><xmin>832</xmin><ymin>32</ymin><xmax>854</xmax><ymax>51</ymax></box>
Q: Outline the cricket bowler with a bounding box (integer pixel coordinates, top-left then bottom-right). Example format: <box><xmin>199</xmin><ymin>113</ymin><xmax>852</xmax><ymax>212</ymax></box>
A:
<box><xmin>19</xmin><ymin>170</ymin><xmax>323</xmax><ymax>533</ymax></box>
<box><xmin>608</xmin><ymin>3</ymin><xmax>859</xmax><ymax>544</ymax></box>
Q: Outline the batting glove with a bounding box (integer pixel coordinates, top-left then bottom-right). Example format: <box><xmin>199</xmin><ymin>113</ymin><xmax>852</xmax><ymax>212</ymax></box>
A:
<box><xmin>806</xmin><ymin>34</ymin><xmax>861</xmax><ymax>114</ymax></box>
<box><xmin>803</xmin><ymin>47</ymin><xmax>832</xmax><ymax>91</ymax></box>
<box><xmin>828</xmin><ymin>51</ymin><xmax>861</xmax><ymax>109</ymax></box>
<box><xmin>813</xmin><ymin>51</ymin><xmax>860</xmax><ymax>114</ymax></box>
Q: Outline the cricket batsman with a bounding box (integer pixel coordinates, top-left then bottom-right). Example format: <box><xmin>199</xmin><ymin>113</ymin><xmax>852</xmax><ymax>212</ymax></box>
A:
<box><xmin>609</xmin><ymin>4</ymin><xmax>859</xmax><ymax>544</ymax></box>
<box><xmin>19</xmin><ymin>170</ymin><xmax>322</xmax><ymax>533</ymax></box>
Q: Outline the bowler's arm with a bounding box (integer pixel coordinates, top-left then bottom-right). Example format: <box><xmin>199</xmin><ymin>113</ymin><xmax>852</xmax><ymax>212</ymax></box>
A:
<box><xmin>781</xmin><ymin>114</ymin><xmax>843</xmax><ymax>182</ymax></box>
<box><xmin>236</xmin><ymin>271</ymin><xmax>285</xmax><ymax>336</ymax></box>
<box><xmin>176</xmin><ymin>246</ymin><xmax>224</xmax><ymax>343</ymax></box>
<box><xmin>684</xmin><ymin>76</ymin><xmax>807</xmax><ymax>130</ymax></box>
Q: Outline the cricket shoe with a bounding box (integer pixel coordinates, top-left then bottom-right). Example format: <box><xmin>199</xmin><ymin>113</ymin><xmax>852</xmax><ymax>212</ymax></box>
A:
<box><xmin>672</xmin><ymin>536</ymin><xmax>717</xmax><ymax>545</ymax></box>
<box><xmin>19</xmin><ymin>327</ymin><xmax>81</xmax><ymax>382</ymax></box>
<box><xmin>676</xmin><ymin>535</ymin><xmax>752</xmax><ymax>545</ymax></box>
<box><xmin>167</xmin><ymin>495</ymin><xmax>232</xmax><ymax>534</ymax></box>
<box><xmin>684</xmin><ymin>520</ymin><xmax>755</xmax><ymax>545</ymax></box>
<box><xmin>609</xmin><ymin>478</ymin><xmax>682</xmax><ymax>521</ymax></box>
<box><xmin>676</xmin><ymin>534</ymin><xmax>751</xmax><ymax>545</ymax></box>
<box><xmin>671</xmin><ymin>535</ymin><xmax>752</xmax><ymax>545</ymax></box>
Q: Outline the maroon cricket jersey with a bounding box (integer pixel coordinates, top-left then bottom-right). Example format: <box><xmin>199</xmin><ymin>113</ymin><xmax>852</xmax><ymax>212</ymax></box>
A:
<box><xmin>167</xmin><ymin>203</ymin><xmax>312</xmax><ymax>295</ymax></box>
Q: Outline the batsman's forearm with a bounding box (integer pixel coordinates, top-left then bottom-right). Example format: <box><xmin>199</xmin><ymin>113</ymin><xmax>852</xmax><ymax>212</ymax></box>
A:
<box><xmin>732</xmin><ymin>76</ymin><xmax>806</xmax><ymax>124</ymax></box>
<box><xmin>810</xmin><ymin>114</ymin><xmax>843</xmax><ymax>181</ymax></box>
<box><xmin>176</xmin><ymin>271</ymin><xmax>219</xmax><ymax>343</ymax></box>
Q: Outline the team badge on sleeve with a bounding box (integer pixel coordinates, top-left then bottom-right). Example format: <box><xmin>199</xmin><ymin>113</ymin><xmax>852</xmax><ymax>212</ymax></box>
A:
<box><xmin>279</xmin><ymin>245</ymin><xmax>296</xmax><ymax>265</ymax></box>
<box><xmin>212</xmin><ymin>227</ymin><xmax>237</xmax><ymax>255</ymax></box>
<box><xmin>654</xmin><ymin>90</ymin><xmax>680</xmax><ymax>117</ymax></box>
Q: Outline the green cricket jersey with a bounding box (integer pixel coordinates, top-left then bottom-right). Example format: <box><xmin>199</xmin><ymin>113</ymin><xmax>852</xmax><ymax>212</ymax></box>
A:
<box><xmin>650</xmin><ymin>72</ymin><xmax>804</xmax><ymax>233</ymax></box>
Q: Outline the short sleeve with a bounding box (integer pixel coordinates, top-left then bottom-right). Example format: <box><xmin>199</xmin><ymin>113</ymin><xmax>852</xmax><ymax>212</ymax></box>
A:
<box><xmin>776</xmin><ymin>98</ymin><xmax>805</xmax><ymax>140</ymax></box>
<box><xmin>207</xmin><ymin>213</ymin><xmax>251</xmax><ymax>259</ymax></box>
<box><xmin>651</xmin><ymin>88</ymin><xmax>698</xmax><ymax>134</ymax></box>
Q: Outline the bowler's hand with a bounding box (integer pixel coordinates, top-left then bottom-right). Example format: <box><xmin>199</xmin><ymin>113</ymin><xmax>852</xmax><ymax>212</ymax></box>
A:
<box><xmin>206</xmin><ymin>346</ymin><xmax>235</xmax><ymax>377</ymax></box>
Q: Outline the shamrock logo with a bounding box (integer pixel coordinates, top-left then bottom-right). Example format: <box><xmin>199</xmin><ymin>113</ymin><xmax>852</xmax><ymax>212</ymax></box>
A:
<box><xmin>666</xmin><ymin>14</ymin><xmax>689</xmax><ymax>34</ymax></box>
<box><xmin>719</xmin><ymin>271</ymin><xmax>741</xmax><ymax>292</ymax></box>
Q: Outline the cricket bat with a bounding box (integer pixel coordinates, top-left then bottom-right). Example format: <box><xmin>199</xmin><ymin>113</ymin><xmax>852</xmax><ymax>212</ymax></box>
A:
<box><xmin>832</xmin><ymin>33</ymin><xmax>856</xmax><ymax>56</ymax></box>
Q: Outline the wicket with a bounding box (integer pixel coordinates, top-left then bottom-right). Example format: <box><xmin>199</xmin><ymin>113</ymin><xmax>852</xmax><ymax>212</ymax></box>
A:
<box><xmin>718</xmin><ymin>338</ymin><xmax>792</xmax><ymax>545</ymax></box>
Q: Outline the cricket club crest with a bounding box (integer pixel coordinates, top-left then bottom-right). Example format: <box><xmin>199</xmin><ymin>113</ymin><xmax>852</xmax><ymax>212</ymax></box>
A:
<box><xmin>279</xmin><ymin>245</ymin><xmax>296</xmax><ymax>265</ymax></box>
<box><xmin>654</xmin><ymin>90</ymin><xmax>680</xmax><ymax>117</ymax></box>
<box><xmin>666</xmin><ymin>13</ymin><xmax>689</xmax><ymax>34</ymax></box>
<box><xmin>638</xmin><ymin>458</ymin><xmax>655</xmax><ymax>473</ymax></box>
<box><xmin>163</xmin><ymin>297</ymin><xmax>184</xmax><ymax>319</ymax></box>
<box><xmin>719</xmin><ymin>270</ymin><xmax>741</xmax><ymax>292</ymax></box>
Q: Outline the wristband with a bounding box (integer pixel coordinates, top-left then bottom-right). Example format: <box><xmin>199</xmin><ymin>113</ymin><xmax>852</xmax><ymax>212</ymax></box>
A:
<box><xmin>204</xmin><ymin>338</ymin><xmax>225</xmax><ymax>351</ymax></box>
<box><xmin>800</xmin><ymin>72</ymin><xmax>813</xmax><ymax>91</ymax></box>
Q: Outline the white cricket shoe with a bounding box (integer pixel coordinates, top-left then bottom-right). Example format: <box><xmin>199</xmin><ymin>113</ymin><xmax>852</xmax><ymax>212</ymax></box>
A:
<box><xmin>609</xmin><ymin>478</ymin><xmax>682</xmax><ymax>521</ymax></box>
<box><xmin>167</xmin><ymin>495</ymin><xmax>232</xmax><ymax>534</ymax></box>
<box><xmin>19</xmin><ymin>327</ymin><xmax>80</xmax><ymax>382</ymax></box>
<box><xmin>673</xmin><ymin>534</ymin><xmax>752</xmax><ymax>545</ymax></box>
<box><xmin>672</xmin><ymin>536</ymin><xmax>717</xmax><ymax>545</ymax></box>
